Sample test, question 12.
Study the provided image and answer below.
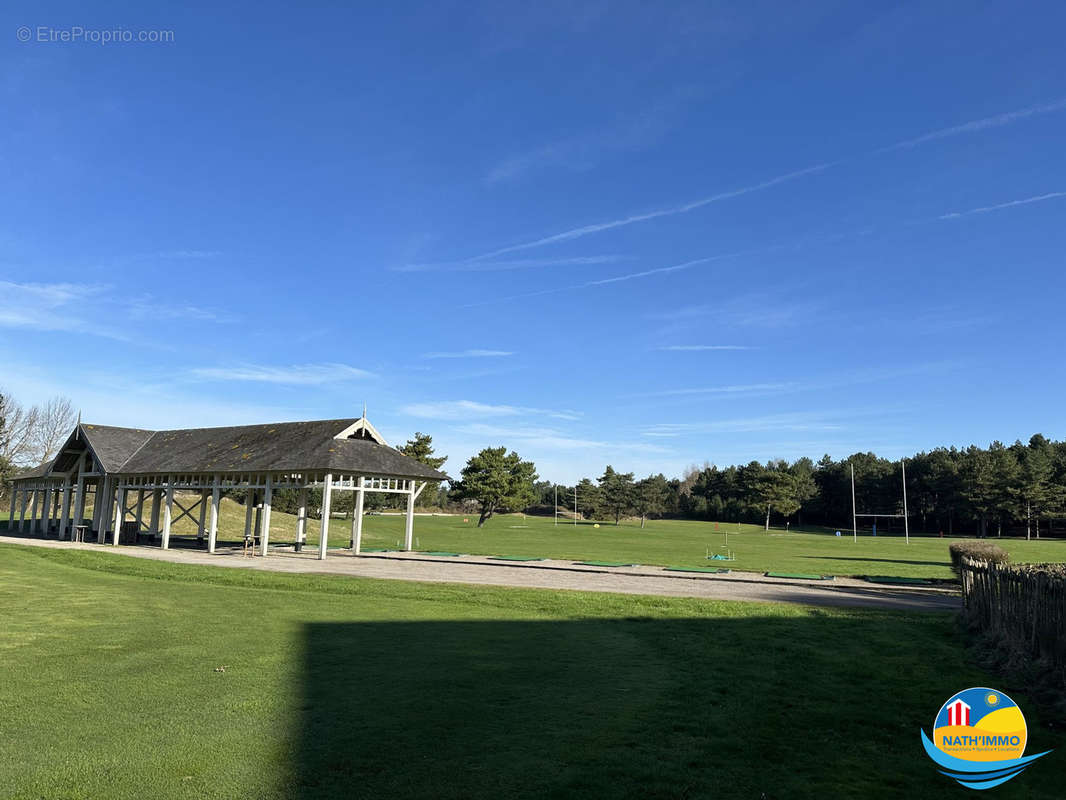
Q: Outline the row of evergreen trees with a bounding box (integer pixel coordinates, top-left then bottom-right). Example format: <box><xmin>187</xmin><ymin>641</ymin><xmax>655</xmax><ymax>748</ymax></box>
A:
<box><xmin>536</xmin><ymin>435</ymin><xmax>1066</xmax><ymax>537</ymax></box>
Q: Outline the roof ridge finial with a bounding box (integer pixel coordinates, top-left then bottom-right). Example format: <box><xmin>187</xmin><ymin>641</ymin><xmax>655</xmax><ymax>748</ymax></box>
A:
<box><xmin>362</xmin><ymin>400</ymin><xmax>367</xmax><ymax>420</ymax></box>
<box><xmin>77</xmin><ymin>410</ymin><xmax>82</xmax><ymax>426</ymax></box>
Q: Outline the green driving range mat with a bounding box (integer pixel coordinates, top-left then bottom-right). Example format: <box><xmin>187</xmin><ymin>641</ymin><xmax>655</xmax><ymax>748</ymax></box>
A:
<box><xmin>764</xmin><ymin>572</ymin><xmax>834</xmax><ymax>581</ymax></box>
<box><xmin>863</xmin><ymin>575</ymin><xmax>932</xmax><ymax>585</ymax></box>
<box><xmin>664</xmin><ymin>566</ymin><xmax>730</xmax><ymax>574</ymax></box>
<box><xmin>576</xmin><ymin>560</ymin><xmax>640</xmax><ymax>567</ymax></box>
<box><xmin>360</xmin><ymin>547</ymin><xmax>394</xmax><ymax>553</ymax></box>
<box><xmin>488</xmin><ymin>555</ymin><xmax>547</xmax><ymax>562</ymax></box>
<box><xmin>419</xmin><ymin>551</ymin><xmax>463</xmax><ymax>557</ymax></box>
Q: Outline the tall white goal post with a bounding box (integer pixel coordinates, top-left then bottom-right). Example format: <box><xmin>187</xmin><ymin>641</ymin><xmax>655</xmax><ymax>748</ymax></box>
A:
<box><xmin>851</xmin><ymin>459</ymin><xmax>910</xmax><ymax>544</ymax></box>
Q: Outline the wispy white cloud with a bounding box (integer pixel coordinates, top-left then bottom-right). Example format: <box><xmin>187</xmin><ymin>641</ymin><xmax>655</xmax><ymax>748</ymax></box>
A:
<box><xmin>470</xmin><ymin>162</ymin><xmax>834</xmax><ymax>260</ymax></box>
<box><xmin>453</xmin><ymin>422</ymin><xmax>672</xmax><ymax>454</ymax></box>
<box><xmin>462</xmin><ymin>250</ymin><xmax>753</xmax><ymax>308</ymax></box>
<box><xmin>637</xmin><ymin>362</ymin><xmax>959</xmax><ymax>400</ymax></box>
<box><xmin>392</xmin><ymin>255</ymin><xmax>625</xmax><ymax>273</ymax></box>
<box><xmin>644</xmin><ymin>412</ymin><xmax>846</xmax><ymax>437</ymax></box>
<box><xmin>655</xmin><ymin>345</ymin><xmax>754</xmax><ymax>352</ymax></box>
<box><xmin>422</xmin><ymin>349</ymin><xmax>514</xmax><ymax>359</ymax></box>
<box><xmin>938</xmin><ymin>191</ymin><xmax>1066</xmax><ymax>220</ymax></box>
<box><xmin>454</xmin><ymin>97</ymin><xmax>1066</xmax><ymax>272</ymax></box>
<box><xmin>400</xmin><ymin>399</ymin><xmax>581</xmax><ymax>421</ymax></box>
<box><xmin>879</xmin><ymin>98</ymin><xmax>1066</xmax><ymax>152</ymax></box>
<box><xmin>128</xmin><ymin>294</ymin><xmax>234</xmax><ymax>322</ymax></box>
<box><xmin>0</xmin><ymin>281</ymin><xmax>131</xmax><ymax>340</ymax></box>
<box><xmin>639</xmin><ymin>382</ymin><xmax>801</xmax><ymax>398</ymax></box>
<box><xmin>486</xmin><ymin>91</ymin><xmax>695</xmax><ymax>184</ymax></box>
<box><xmin>155</xmin><ymin>249</ymin><xmax>221</xmax><ymax>259</ymax></box>
<box><xmin>190</xmin><ymin>363</ymin><xmax>374</xmax><ymax>385</ymax></box>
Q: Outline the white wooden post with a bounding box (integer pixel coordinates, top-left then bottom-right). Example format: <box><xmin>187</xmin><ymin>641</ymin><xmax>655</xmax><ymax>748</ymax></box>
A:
<box><xmin>161</xmin><ymin>477</ymin><xmax>173</xmax><ymax>549</ymax></box>
<box><xmin>31</xmin><ymin>488</ymin><xmax>40</xmax><ymax>534</ymax></box>
<box><xmin>135</xmin><ymin>489</ymin><xmax>146</xmax><ymax>534</ymax></box>
<box><xmin>296</xmin><ymin>488</ymin><xmax>308</xmax><ymax>549</ymax></box>
<box><xmin>207</xmin><ymin>474</ymin><xmax>220</xmax><ymax>554</ymax></box>
<box><xmin>149</xmin><ymin>488</ymin><xmax>162</xmax><ymax>538</ymax></box>
<box><xmin>404</xmin><ymin>482</ymin><xmax>415</xmax><ymax>551</ymax></box>
<box><xmin>318</xmin><ymin>473</ymin><xmax>333</xmax><ymax>560</ymax></box>
<box><xmin>73</xmin><ymin>474</ymin><xmax>86</xmax><ymax>536</ymax></box>
<box><xmin>112</xmin><ymin>485</ymin><xmax>125</xmax><ymax>546</ymax></box>
<box><xmin>260</xmin><ymin>474</ymin><xmax>273</xmax><ymax>556</ymax></box>
<box><xmin>352</xmin><ymin>476</ymin><xmax>365</xmax><ymax>554</ymax></box>
<box><xmin>96</xmin><ymin>477</ymin><xmax>111</xmax><ymax>543</ymax></box>
<box><xmin>41</xmin><ymin>485</ymin><xmax>52</xmax><ymax>534</ymax></box>
<box><xmin>197</xmin><ymin>489</ymin><xmax>208</xmax><ymax>541</ymax></box>
<box><xmin>19</xmin><ymin>488</ymin><xmax>28</xmax><ymax>531</ymax></box>
<box><xmin>8</xmin><ymin>487</ymin><xmax>17</xmax><ymax>532</ymax></box>
<box><xmin>60</xmin><ymin>482</ymin><xmax>71</xmax><ymax>539</ymax></box>
<box><xmin>244</xmin><ymin>488</ymin><xmax>254</xmax><ymax>543</ymax></box>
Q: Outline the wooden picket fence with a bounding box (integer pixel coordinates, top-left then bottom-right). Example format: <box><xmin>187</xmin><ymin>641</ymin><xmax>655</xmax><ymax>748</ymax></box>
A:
<box><xmin>960</xmin><ymin>557</ymin><xmax>1066</xmax><ymax>671</ymax></box>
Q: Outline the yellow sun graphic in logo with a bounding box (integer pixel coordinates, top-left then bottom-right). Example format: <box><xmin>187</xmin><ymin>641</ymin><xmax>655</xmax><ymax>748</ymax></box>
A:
<box><xmin>987</xmin><ymin>693</ymin><xmax>1000</xmax><ymax>706</ymax></box>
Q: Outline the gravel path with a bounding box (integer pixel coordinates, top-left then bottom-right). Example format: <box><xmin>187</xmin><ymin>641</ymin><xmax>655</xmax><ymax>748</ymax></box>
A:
<box><xmin>0</xmin><ymin>535</ymin><xmax>960</xmax><ymax>611</ymax></box>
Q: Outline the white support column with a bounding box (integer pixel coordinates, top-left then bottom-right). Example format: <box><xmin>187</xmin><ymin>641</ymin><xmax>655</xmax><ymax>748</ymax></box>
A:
<box><xmin>296</xmin><ymin>488</ymin><xmax>308</xmax><ymax>550</ymax></box>
<box><xmin>207</xmin><ymin>474</ymin><xmax>220</xmax><ymax>554</ymax></box>
<box><xmin>73</xmin><ymin>473</ymin><xmax>86</xmax><ymax>536</ymax></box>
<box><xmin>31</xmin><ymin>488</ymin><xmax>40</xmax><ymax>534</ymax></box>
<box><xmin>161</xmin><ymin>477</ymin><xmax>173</xmax><ymax>550</ymax></box>
<box><xmin>135</xmin><ymin>489</ymin><xmax>146</xmax><ymax>534</ymax></box>
<box><xmin>41</xmin><ymin>485</ymin><xmax>52</xmax><ymax>534</ymax></box>
<box><xmin>96</xmin><ymin>477</ymin><xmax>112</xmax><ymax>543</ymax></box>
<box><xmin>404</xmin><ymin>482</ymin><xmax>415</xmax><ymax>552</ymax></box>
<box><xmin>197</xmin><ymin>489</ymin><xmax>208</xmax><ymax>541</ymax></box>
<box><xmin>90</xmin><ymin>483</ymin><xmax>101</xmax><ymax>538</ymax></box>
<box><xmin>352</xmin><ymin>476</ymin><xmax>365</xmax><ymax>554</ymax></box>
<box><xmin>19</xmin><ymin>489</ymin><xmax>28</xmax><ymax>532</ymax></box>
<box><xmin>60</xmin><ymin>482</ymin><xmax>72</xmax><ymax>540</ymax></box>
<box><xmin>112</xmin><ymin>485</ymin><xmax>125</xmax><ymax>546</ymax></box>
<box><xmin>244</xmin><ymin>488</ymin><xmax>254</xmax><ymax>543</ymax></box>
<box><xmin>318</xmin><ymin>473</ymin><xmax>333</xmax><ymax>560</ymax></box>
<box><xmin>8</xmin><ymin>487</ymin><xmax>17</xmax><ymax>532</ymax></box>
<box><xmin>149</xmin><ymin>488</ymin><xmax>162</xmax><ymax>537</ymax></box>
<box><xmin>260</xmin><ymin>474</ymin><xmax>273</xmax><ymax>557</ymax></box>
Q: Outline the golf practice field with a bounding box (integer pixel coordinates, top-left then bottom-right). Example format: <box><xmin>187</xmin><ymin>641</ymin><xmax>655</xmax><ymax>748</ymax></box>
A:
<box><xmin>2</xmin><ymin>543</ymin><xmax>1064</xmax><ymax>800</ymax></box>
<box><xmin>5</xmin><ymin>503</ymin><xmax>1066</xmax><ymax>579</ymax></box>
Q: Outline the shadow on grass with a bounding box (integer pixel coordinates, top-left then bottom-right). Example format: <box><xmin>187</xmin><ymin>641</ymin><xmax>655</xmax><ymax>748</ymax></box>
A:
<box><xmin>292</xmin><ymin>614</ymin><xmax>1059</xmax><ymax>799</ymax></box>
<box><xmin>801</xmin><ymin>555</ymin><xmax>952</xmax><ymax>568</ymax></box>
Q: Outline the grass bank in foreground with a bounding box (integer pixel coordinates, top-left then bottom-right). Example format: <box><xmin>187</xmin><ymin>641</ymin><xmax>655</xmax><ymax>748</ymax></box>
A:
<box><xmin>1</xmin><ymin>543</ymin><xmax>1062</xmax><ymax>799</ymax></box>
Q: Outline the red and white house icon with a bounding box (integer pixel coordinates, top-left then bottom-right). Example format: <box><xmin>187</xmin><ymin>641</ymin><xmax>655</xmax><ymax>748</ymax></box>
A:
<box><xmin>948</xmin><ymin>699</ymin><xmax>971</xmax><ymax>727</ymax></box>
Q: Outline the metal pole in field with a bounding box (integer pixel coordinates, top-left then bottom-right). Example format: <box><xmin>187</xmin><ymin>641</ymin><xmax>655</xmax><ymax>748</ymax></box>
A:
<box><xmin>851</xmin><ymin>463</ymin><xmax>857</xmax><ymax>543</ymax></box>
<box><xmin>554</xmin><ymin>485</ymin><xmax>558</xmax><ymax>526</ymax></box>
<box><xmin>574</xmin><ymin>486</ymin><xmax>577</xmax><ymax>526</ymax></box>
<box><xmin>901</xmin><ymin>459</ymin><xmax>910</xmax><ymax>545</ymax></box>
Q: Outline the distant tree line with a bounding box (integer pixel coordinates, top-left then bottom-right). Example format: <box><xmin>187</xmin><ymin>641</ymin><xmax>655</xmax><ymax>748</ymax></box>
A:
<box><xmin>536</xmin><ymin>435</ymin><xmax>1066</xmax><ymax>539</ymax></box>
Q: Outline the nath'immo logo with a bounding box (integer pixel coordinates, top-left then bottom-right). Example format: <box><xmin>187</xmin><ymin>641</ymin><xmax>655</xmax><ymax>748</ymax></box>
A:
<box><xmin>920</xmin><ymin>687</ymin><xmax>1051</xmax><ymax>790</ymax></box>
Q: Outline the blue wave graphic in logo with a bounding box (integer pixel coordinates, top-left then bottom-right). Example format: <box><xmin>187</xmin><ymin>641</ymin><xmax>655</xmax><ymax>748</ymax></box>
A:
<box><xmin>920</xmin><ymin>730</ymin><xmax>1051</xmax><ymax>790</ymax></box>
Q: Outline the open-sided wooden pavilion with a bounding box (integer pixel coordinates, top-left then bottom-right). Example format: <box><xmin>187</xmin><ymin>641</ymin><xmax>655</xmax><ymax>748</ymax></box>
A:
<box><xmin>6</xmin><ymin>416</ymin><xmax>448</xmax><ymax>559</ymax></box>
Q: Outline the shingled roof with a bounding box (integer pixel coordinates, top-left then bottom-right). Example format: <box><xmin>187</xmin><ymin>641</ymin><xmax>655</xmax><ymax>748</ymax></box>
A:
<box><xmin>119</xmin><ymin>418</ymin><xmax>447</xmax><ymax>479</ymax></box>
<box><xmin>11</xmin><ymin>418</ymin><xmax>448</xmax><ymax>482</ymax></box>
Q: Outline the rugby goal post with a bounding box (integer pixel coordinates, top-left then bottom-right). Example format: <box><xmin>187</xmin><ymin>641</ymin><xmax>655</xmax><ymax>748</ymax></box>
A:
<box><xmin>851</xmin><ymin>460</ymin><xmax>910</xmax><ymax>544</ymax></box>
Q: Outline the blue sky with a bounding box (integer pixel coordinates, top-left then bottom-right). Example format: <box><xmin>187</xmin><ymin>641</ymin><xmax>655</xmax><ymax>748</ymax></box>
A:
<box><xmin>1</xmin><ymin>2</ymin><xmax>1064</xmax><ymax>483</ymax></box>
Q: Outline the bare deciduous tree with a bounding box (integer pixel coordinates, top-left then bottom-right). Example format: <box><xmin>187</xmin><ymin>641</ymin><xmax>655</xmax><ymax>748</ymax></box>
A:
<box><xmin>0</xmin><ymin>390</ymin><xmax>77</xmax><ymax>467</ymax></box>
<box><xmin>34</xmin><ymin>396</ymin><xmax>76</xmax><ymax>463</ymax></box>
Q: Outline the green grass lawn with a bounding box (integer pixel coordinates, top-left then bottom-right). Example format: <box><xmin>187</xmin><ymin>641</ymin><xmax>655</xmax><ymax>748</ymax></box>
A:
<box><xmin>2</xmin><ymin>543</ymin><xmax>1063</xmax><ymax>799</ymax></box>
<box><xmin>5</xmin><ymin>500</ymin><xmax>1066</xmax><ymax>578</ymax></box>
